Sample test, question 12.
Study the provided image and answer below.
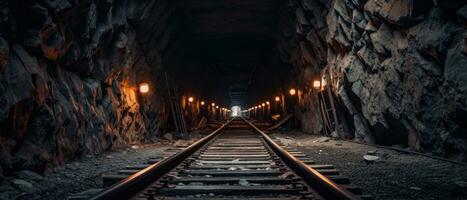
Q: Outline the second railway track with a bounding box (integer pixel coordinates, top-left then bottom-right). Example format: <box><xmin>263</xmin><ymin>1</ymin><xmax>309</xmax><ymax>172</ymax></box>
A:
<box><xmin>89</xmin><ymin>118</ymin><xmax>371</xmax><ymax>200</ymax></box>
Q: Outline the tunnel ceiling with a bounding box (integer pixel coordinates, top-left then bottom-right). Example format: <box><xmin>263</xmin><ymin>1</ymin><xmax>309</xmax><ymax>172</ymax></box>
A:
<box><xmin>168</xmin><ymin>0</ymin><xmax>289</xmax><ymax>108</ymax></box>
<box><xmin>186</xmin><ymin>0</ymin><xmax>284</xmax><ymax>37</ymax></box>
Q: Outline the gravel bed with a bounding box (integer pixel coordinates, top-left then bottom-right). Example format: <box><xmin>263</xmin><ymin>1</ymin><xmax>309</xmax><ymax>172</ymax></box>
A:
<box><xmin>0</xmin><ymin>142</ymin><xmax>177</xmax><ymax>200</ymax></box>
<box><xmin>272</xmin><ymin>131</ymin><xmax>467</xmax><ymax>200</ymax></box>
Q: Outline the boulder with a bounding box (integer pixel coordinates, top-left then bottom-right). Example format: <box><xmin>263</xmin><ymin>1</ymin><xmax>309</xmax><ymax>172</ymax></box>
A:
<box><xmin>15</xmin><ymin>170</ymin><xmax>43</xmax><ymax>182</ymax></box>
<box><xmin>163</xmin><ymin>133</ymin><xmax>174</xmax><ymax>140</ymax></box>
<box><xmin>11</xmin><ymin>179</ymin><xmax>37</xmax><ymax>193</ymax></box>
<box><xmin>363</xmin><ymin>154</ymin><xmax>381</xmax><ymax>163</ymax></box>
<box><xmin>444</xmin><ymin>35</ymin><xmax>467</xmax><ymax>92</ymax></box>
<box><xmin>0</xmin><ymin>36</ymin><xmax>7</xmax><ymax>75</ymax></box>
<box><xmin>364</xmin><ymin>0</ymin><xmax>431</xmax><ymax>27</ymax></box>
<box><xmin>458</xmin><ymin>5</ymin><xmax>467</xmax><ymax>25</ymax></box>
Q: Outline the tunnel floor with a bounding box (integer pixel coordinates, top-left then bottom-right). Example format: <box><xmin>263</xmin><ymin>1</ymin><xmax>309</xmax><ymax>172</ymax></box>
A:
<box><xmin>1</xmin><ymin>131</ymin><xmax>465</xmax><ymax>200</ymax></box>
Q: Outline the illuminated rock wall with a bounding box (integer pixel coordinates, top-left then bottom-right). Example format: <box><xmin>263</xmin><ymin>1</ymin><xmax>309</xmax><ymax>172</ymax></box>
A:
<box><xmin>0</xmin><ymin>0</ymin><xmax>183</xmax><ymax>175</ymax></box>
<box><xmin>277</xmin><ymin>0</ymin><xmax>467</xmax><ymax>160</ymax></box>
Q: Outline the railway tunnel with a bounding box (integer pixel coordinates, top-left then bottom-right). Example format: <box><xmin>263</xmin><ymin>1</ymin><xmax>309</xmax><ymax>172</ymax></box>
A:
<box><xmin>0</xmin><ymin>0</ymin><xmax>467</xmax><ymax>199</ymax></box>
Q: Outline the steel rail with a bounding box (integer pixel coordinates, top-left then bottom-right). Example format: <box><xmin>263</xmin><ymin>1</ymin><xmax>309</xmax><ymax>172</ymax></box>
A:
<box><xmin>90</xmin><ymin>118</ymin><xmax>235</xmax><ymax>200</ymax></box>
<box><xmin>242</xmin><ymin>118</ymin><xmax>360</xmax><ymax>200</ymax></box>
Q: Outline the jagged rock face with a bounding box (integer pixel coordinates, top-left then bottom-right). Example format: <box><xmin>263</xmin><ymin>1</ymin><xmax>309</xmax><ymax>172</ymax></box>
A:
<box><xmin>0</xmin><ymin>0</ymin><xmax>182</xmax><ymax>175</ymax></box>
<box><xmin>277</xmin><ymin>0</ymin><xmax>467</xmax><ymax>160</ymax></box>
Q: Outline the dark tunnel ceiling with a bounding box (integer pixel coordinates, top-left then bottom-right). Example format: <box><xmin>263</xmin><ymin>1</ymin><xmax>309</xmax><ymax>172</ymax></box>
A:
<box><xmin>187</xmin><ymin>0</ymin><xmax>284</xmax><ymax>37</ymax></box>
<box><xmin>169</xmin><ymin>0</ymin><xmax>290</xmax><ymax>107</ymax></box>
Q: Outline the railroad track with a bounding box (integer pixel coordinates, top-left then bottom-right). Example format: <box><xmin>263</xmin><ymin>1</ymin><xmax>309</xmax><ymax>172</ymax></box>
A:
<box><xmin>80</xmin><ymin>118</ymin><xmax>370</xmax><ymax>200</ymax></box>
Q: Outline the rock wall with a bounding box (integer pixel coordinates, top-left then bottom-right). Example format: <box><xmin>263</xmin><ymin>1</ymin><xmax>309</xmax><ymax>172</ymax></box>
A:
<box><xmin>277</xmin><ymin>0</ymin><xmax>467</xmax><ymax>160</ymax></box>
<box><xmin>0</xmin><ymin>0</ymin><xmax>184</xmax><ymax>176</ymax></box>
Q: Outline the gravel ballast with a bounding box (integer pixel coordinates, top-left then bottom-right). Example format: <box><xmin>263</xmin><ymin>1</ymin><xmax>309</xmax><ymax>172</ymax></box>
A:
<box><xmin>0</xmin><ymin>142</ymin><xmax>175</xmax><ymax>200</ymax></box>
<box><xmin>272</xmin><ymin>131</ymin><xmax>467</xmax><ymax>200</ymax></box>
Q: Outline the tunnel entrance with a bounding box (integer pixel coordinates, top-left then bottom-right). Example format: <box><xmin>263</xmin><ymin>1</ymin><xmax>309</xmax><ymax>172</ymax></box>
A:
<box><xmin>231</xmin><ymin>106</ymin><xmax>241</xmax><ymax>117</ymax></box>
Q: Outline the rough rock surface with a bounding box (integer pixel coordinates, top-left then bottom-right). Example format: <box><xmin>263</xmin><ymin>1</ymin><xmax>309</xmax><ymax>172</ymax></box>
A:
<box><xmin>0</xmin><ymin>0</ymin><xmax>183</xmax><ymax>176</ymax></box>
<box><xmin>277</xmin><ymin>0</ymin><xmax>467</xmax><ymax>160</ymax></box>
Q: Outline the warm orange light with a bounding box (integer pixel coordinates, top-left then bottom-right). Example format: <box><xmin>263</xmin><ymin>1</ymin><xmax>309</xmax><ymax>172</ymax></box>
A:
<box><xmin>275</xmin><ymin>96</ymin><xmax>280</xmax><ymax>102</ymax></box>
<box><xmin>266</xmin><ymin>101</ymin><xmax>270</xmax><ymax>105</ymax></box>
<box><xmin>139</xmin><ymin>83</ymin><xmax>149</xmax><ymax>94</ymax></box>
<box><xmin>255</xmin><ymin>106</ymin><xmax>258</xmax><ymax>109</ymax></box>
<box><xmin>262</xmin><ymin>103</ymin><xmax>265</xmax><ymax>106</ymax></box>
<box><xmin>211</xmin><ymin>103</ymin><xmax>215</xmax><ymax>106</ymax></box>
<box><xmin>289</xmin><ymin>88</ymin><xmax>296</xmax><ymax>96</ymax></box>
<box><xmin>259</xmin><ymin>105</ymin><xmax>262</xmax><ymax>108</ymax></box>
<box><xmin>215</xmin><ymin>106</ymin><xmax>219</xmax><ymax>109</ymax></box>
<box><xmin>188</xmin><ymin>97</ymin><xmax>194</xmax><ymax>103</ymax></box>
<box><xmin>201</xmin><ymin>101</ymin><xmax>205</xmax><ymax>106</ymax></box>
<box><xmin>313</xmin><ymin>81</ymin><xmax>321</xmax><ymax>90</ymax></box>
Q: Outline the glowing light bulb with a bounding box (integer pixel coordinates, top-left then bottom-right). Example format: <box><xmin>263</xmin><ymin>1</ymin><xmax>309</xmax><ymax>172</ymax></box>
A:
<box><xmin>201</xmin><ymin>101</ymin><xmax>205</xmax><ymax>106</ymax></box>
<box><xmin>313</xmin><ymin>81</ymin><xmax>321</xmax><ymax>90</ymax></box>
<box><xmin>188</xmin><ymin>97</ymin><xmax>194</xmax><ymax>103</ymax></box>
<box><xmin>139</xmin><ymin>83</ymin><xmax>149</xmax><ymax>94</ymax></box>
<box><xmin>275</xmin><ymin>96</ymin><xmax>280</xmax><ymax>102</ymax></box>
<box><xmin>289</xmin><ymin>88</ymin><xmax>296</xmax><ymax>96</ymax></box>
<box><xmin>266</xmin><ymin>101</ymin><xmax>270</xmax><ymax>105</ymax></box>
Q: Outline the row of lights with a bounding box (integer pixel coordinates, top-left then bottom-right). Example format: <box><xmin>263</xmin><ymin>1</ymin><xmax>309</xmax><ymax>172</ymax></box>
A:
<box><xmin>139</xmin><ymin>81</ymin><xmax>321</xmax><ymax>97</ymax></box>
<box><xmin>242</xmin><ymin>88</ymin><xmax>298</xmax><ymax>112</ymax></box>
<box><xmin>188</xmin><ymin>96</ymin><xmax>231</xmax><ymax>112</ymax></box>
<box><xmin>138</xmin><ymin>84</ymin><xmax>231</xmax><ymax>112</ymax></box>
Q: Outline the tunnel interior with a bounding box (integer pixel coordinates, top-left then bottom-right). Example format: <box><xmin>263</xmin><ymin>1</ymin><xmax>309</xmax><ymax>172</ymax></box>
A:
<box><xmin>0</xmin><ymin>0</ymin><xmax>467</xmax><ymax>181</ymax></box>
<box><xmin>167</xmin><ymin>0</ymin><xmax>291</xmax><ymax>108</ymax></box>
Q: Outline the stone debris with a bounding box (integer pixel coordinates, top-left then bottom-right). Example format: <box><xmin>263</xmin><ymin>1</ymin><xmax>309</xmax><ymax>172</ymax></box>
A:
<box><xmin>11</xmin><ymin>179</ymin><xmax>37</xmax><ymax>193</ymax></box>
<box><xmin>238</xmin><ymin>179</ymin><xmax>249</xmax><ymax>186</ymax></box>
<box><xmin>163</xmin><ymin>133</ymin><xmax>174</xmax><ymax>140</ymax></box>
<box><xmin>314</xmin><ymin>137</ymin><xmax>330</xmax><ymax>143</ymax></box>
<box><xmin>455</xmin><ymin>181</ymin><xmax>467</xmax><ymax>189</ymax></box>
<box><xmin>410</xmin><ymin>186</ymin><xmax>422</xmax><ymax>191</ymax></box>
<box><xmin>280</xmin><ymin>171</ymin><xmax>294</xmax><ymax>179</ymax></box>
<box><xmin>363</xmin><ymin>155</ymin><xmax>381</xmax><ymax>163</ymax></box>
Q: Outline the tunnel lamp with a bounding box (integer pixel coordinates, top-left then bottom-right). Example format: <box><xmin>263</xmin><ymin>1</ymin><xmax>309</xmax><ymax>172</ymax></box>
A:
<box><xmin>275</xmin><ymin>96</ymin><xmax>280</xmax><ymax>102</ymax></box>
<box><xmin>212</xmin><ymin>103</ymin><xmax>215</xmax><ymax>107</ymax></box>
<box><xmin>216</xmin><ymin>106</ymin><xmax>219</xmax><ymax>109</ymax></box>
<box><xmin>139</xmin><ymin>83</ymin><xmax>149</xmax><ymax>94</ymax></box>
<box><xmin>262</xmin><ymin>103</ymin><xmax>265</xmax><ymax>106</ymax></box>
<box><xmin>255</xmin><ymin>106</ymin><xmax>258</xmax><ymax>109</ymax></box>
<box><xmin>188</xmin><ymin>97</ymin><xmax>194</xmax><ymax>103</ymax></box>
<box><xmin>313</xmin><ymin>81</ymin><xmax>321</xmax><ymax>90</ymax></box>
<box><xmin>289</xmin><ymin>88</ymin><xmax>296</xmax><ymax>96</ymax></box>
<box><xmin>201</xmin><ymin>101</ymin><xmax>205</xmax><ymax>106</ymax></box>
<box><xmin>259</xmin><ymin>105</ymin><xmax>262</xmax><ymax>108</ymax></box>
<box><xmin>266</xmin><ymin>101</ymin><xmax>270</xmax><ymax>105</ymax></box>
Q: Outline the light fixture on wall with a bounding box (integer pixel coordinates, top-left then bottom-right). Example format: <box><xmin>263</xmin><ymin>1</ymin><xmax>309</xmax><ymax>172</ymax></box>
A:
<box><xmin>139</xmin><ymin>83</ymin><xmax>149</xmax><ymax>94</ymax></box>
<box><xmin>200</xmin><ymin>101</ymin><xmax>205</xmax><ymax>106</ymax></box>
<box><xmin>313</xmin><ymin>81</ymin><xmax>321</xmax><ymax>90</ymax></box>
<box><xmin>289</xmin><ymin>88</ymin><xmax>296</xmax><ymax>96</ymax></box>
<box><xmin>275</xmin><ymin>96</ymin><xmax>280</xmax><ymax>102</ymax></box>
<box><xmin>188</xmin><ymin>97</ymin><xmax>194</xmax><ymax>103</ymax></box>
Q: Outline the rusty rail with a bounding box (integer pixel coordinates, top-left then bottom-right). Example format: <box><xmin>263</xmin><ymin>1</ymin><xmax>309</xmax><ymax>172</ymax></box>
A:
<box><xmin>242</xmin><ymin>118</ymin><xmax>360</xmax><ymax>200</ymax></box>
<box><xmin>90</xmin><ymin>119</ymin><xmax>234</xmax><ymax>200</ymax></box>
